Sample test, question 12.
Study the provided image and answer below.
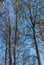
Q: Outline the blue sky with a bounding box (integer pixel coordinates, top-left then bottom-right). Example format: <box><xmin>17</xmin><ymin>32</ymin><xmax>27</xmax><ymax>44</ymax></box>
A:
<box><xmin>0</xmin><ymin>0</ymin><xmax>44</xmax><ymax>65</ymax></box>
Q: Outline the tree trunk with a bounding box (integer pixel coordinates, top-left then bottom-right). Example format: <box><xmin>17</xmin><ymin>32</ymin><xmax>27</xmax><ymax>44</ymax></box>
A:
<box><xmin>14</xmin><ymin>11</ymin><xmax>18</xmax><ymax>65</ymax></box>
<box><xmin>5</xmin><ymin>43</ymin><xmax>7</xmax><ymax>65</ymax></box>
<box><xmin>33</xmin><ymin>23</ymin><xmax>41</xmax><ymax>65</ymax></box>
<box><xmin>9</xmin><ymin>24</ymin><xmax>12</xmax><ymax>65</ymax></box>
